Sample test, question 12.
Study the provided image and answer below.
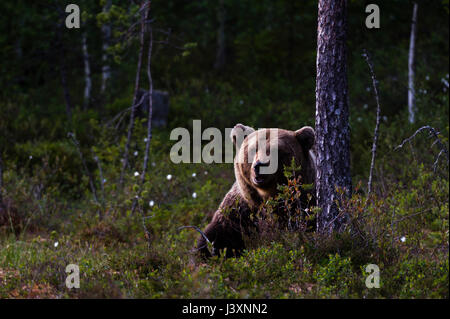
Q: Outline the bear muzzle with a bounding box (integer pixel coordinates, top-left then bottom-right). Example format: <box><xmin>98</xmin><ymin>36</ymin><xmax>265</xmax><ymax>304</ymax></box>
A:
<box><xmin>251</xmin><ymin>160</ymin><xmax>273</xmax><ymax>187</ymax></box>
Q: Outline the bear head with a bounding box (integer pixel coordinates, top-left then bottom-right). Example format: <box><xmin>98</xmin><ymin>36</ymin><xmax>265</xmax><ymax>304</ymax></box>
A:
<box><xmin>230</xmin><ymin>123</ymin><xmax>315</xmax><ymax>208</ymax></box>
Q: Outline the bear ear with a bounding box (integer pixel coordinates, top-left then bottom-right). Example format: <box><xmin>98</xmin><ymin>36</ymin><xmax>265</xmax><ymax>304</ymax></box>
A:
<box><xmin>230</xmin><ymin>123</ymin><xmax>255</xmax><ymax>147</ymax></box>
<box><xmin>295</xmin><ymin>126</ymin><xmax>315</xmax><ymax>151</ymax></box>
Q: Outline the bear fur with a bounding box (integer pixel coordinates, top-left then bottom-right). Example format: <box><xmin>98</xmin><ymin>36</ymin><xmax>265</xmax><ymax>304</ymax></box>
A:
<box><xmin>196</xmin><ymin>124</ymin><xmax>316</xmax><ymax>258</ymax></box>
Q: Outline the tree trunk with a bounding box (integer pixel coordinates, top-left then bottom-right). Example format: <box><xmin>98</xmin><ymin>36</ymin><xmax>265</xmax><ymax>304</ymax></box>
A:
<box><xmin>315</xmin><ymin>0</ymin><xmax>352</xmax><ymax>233</ymax></box>
<box><xmin>214</xmin><ymin>0</ymin><xmax>226</xmax><ymax>70</ymax></box>
<box><xmin>56</xmin><ymin>11</ymin><xmax>72</xmax><ymax>123</ymax></box>
<box><xmin>82</xmin><ymin>32</ymin><xmax>92</xmax><ymax>110</ymax></box>
<box><xmin>408</xmin><ymin>2</ymin><xmax>418</xmax><ymax>124</ymax></box>
<box><xmin>101</xmin><ymin>0</ymin><xmax>112</xmax><ymax>94</ymax></box>
<box><xmin>120</xmin><ymin>4</ymin><xmax>147</xmax><ymax>185</ymax></box>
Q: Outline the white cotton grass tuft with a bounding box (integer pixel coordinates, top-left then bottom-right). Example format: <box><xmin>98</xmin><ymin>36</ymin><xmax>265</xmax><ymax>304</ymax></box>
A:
<box><xmin>192</xmin><ymin>192</ymin><xmax>197</xmax><ymax>199</ymax></box>
<box><xmin>134</xmin><ymin>151</ymin><xmax>138</xmax><ymax>156</ymax></box>
<box><xmin>192</xmin><ymin>172</ymin><xmax>196</xmax><ymax>177</ymax></box>
<box><xmin>134</xmin><ymin>171</ymin><xmax>139</xmax><ymax>177</ymax></box>
<box><xmin>149</xmin><ymin>200</ymin><xmax>155</xmax><ymax>207</ymax></box>
<box><xmin>166</xmin><ymin>174</ymin><xmax>172</xmax><ymax>180</ymax></box>
<box><xmin>400</xmin><ymin>236</ymin><xmax>406</xmax><ymax>243</ymax></box>
<box><xmin>54</xmin><ymin>242</ymin><xmax>59</xmax><ymax>248</ymax></box>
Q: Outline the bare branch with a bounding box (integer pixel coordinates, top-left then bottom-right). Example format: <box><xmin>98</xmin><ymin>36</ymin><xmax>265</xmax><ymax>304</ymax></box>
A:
<box><xmin>395</xmin><ymin>125</ymin><xmax>449</xmax><ymax>171</ymax></box>
<box><xmin>363</xmin><ymin>50</ymin><xmax>382</xmax><ymax>196</ymax></box>
<box><xmin>178</xmin><ymin>225</ymin><xmax>212</xmax><ymax>253</ymax></box>
<box><xmin>68</xmin><ymin>133</ymin><xmax>101</xmax><ymax>218</ymax></box>
<box><xmin>92</xmin><ymin>151</ymin><xmax>106</xmax><ymax>210</ymax></box>
<box><xmin>130</xmin><ymin>2</ymin><xmax>154</xmax><ymax>215</ymax></box>
<box><xmin>120</xmin><ymin>6</ymin><xmax>148</xmax><ymax>186</ymax></box>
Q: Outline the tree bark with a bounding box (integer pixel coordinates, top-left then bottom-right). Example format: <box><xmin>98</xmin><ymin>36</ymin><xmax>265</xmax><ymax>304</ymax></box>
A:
<box><xmin>408</xmin><ymin>2</ymin><xmax>418</xmax><ymax>124</ymax></box>
<box><xmin>315</xmin><ymin>0</ymin><xmax>352</xmax><ymax>233</ymax></box>
<box><xmin>82</xmin><ymin>32</ymin><xmax>92</xmax><ymax>110</ymax></box>
<box><xmin>101</xmin><ymin>0</ymin><xmax>112</xmax><ymax>94</ymax></box>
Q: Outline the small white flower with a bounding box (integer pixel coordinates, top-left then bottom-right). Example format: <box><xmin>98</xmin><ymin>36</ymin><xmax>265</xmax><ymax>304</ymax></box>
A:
<box><xmin>425</xmin><ymin>75</ymin><xmax>430</xmax><ymax>81</ymax></box>
<box><xmin>103</xmin><ymin>179</ymin><xmax>107</xmax><ymax>183</ymax></box>
<box><xmin>400</xmin><ymin>236</ymin><xmax>406</xmax><ymax>243</ymax></box>
<box><xmin>166</xmin><ymin>174</ymin><xmax>172</xmax><ymax>180</ymax></box>
<box><xmin>54</xmin><ymin>242</ymin><xmax>59</xmax><ymax>248</ymax></box>
<box><xmin>151</xmin><ymin>162</ymin><xmax>156</xmax><ymax>167</ymax></box>
<box><xmin>239</xmin><ymin>100</ymin><xmax>244</xmax><ymax>105</ymax></box>
<box><xmin>423</xmin><ymin>89</ymin><xmax>427</xmax><ymax>94</ymax></box>
<box><xmin>192</xmin><ymin>173</ymin><xmax>196</xmax><ymax>177</ymax></box>
<box><xmin>192</xmin><ymin>192</ymin><xmax>197</xmax><ymax>199</ymax></box>
<box><xmin>134</xmin><ymin>151</ymin><xmax>138</xmax><ymax>156</ymax></box>
<box><xmin>204</xmin><ymin>171</ymin><xmax>208</xmax><ymax>175</ymax></box>
<box><xmin>29</xmin><ymin>155</ymin><xmax>33</xmax><ymax>160</ymax></box>
<box><xmin>134</xmin><ymin>171</ymin><xmax>140</xmax><ymax>177</ymax></box>
<box><xmin>357</xmin><ymin>117</ymin><xmax>362</xmax><ymax>122</ymax></box>
<box><xmin>149</xmin><ymin>200</ymin><xmax>155</xmax><ymax>207</ymax></box>
<box><xmin>144</xmin><ymin>138</ymin><xmax>148</xmax><ymax>142</ymax></box>
<box><xmin>363</xmin><ymin>104</ymin><xmax>368</xmax><ymax>110</ymax></box>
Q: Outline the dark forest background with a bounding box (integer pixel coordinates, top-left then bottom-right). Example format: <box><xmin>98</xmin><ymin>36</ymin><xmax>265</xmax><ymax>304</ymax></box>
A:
<box><xmin>0</xmin><ymin>0</ymin><xmax>448</xmax><ymax>298</ymax></box>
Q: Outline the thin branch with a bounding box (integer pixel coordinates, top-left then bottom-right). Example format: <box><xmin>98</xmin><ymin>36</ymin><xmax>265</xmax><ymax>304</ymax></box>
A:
<box><xmin>92</xmin><ymin>151</ymin><xmax>106</xmax><ymax>211</ymax></box>
<box><xmin>131</xmin><ymin>2</ymin><xmax>153</xmax><ymax>215</ymax></box>
<box><xmin>395</xmin><ymin>125</ymin><xmax>449</xmax><ymax>171</ymax></box>
<box><xmin>178</xmin><ymin>226</ymin><xmax>212</xmax><ymax>253</ymax></box>
<box><xmin>120</xmin><ymin>6</ymin><xmax>147</xmax><ymax>186</ymax></box>
<box><xmin>106</xmin><ymin>91</ymin><xmax>148</xmax><ymax>129</ymax></box>
<box><xmin>68</xmin><ymin>133</ymin><xmax>100</xmax><ymax>216</ymax></box>
<box><xmin>363</xmin><ymin>50</ymin><xmax>382</xmax><ymax>196</ymax></box>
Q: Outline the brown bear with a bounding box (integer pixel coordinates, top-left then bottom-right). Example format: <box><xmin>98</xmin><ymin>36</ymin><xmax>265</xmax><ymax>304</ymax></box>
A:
<box><xmin>196</xmin><ymin>123</ymin><xmax>316</xmax><ymax>258</ymax></box>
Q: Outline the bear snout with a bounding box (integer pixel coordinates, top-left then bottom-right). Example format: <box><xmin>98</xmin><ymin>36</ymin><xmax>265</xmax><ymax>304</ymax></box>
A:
<box><xmin>252</xmin><ymin>160</ymin><xmax>272</xmax><ymax>186</ymax></box>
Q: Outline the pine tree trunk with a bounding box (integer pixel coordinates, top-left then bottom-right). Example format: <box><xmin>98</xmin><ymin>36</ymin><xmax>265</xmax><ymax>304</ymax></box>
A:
<box><xmin>408</xmin><ymin>2</ymin><xmax>418</xmax><ymax>124</ymax></box>
<box><xmin>315</xmin><ymin>0</ymin><xmax>352</xmax><ymax>233</ymax></box>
